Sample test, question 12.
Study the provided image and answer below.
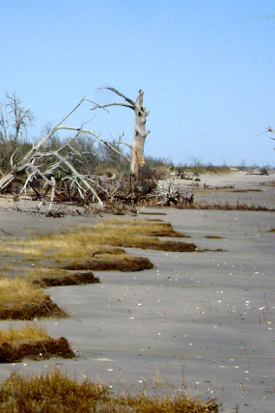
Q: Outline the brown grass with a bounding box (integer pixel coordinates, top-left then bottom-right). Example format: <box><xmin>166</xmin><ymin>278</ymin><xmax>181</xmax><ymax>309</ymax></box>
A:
<box><xmin>0</xmin><ymin>367</ymin><xmax>220</xmax><ymax>412</ymax></box>
<box><xmin>0</xmin><ymin>278</ymin><xmax>67</xmax><ymax>320</ymax></box>
<box><xmin>0</xmin><ymin>324</ymin><xmax>49</xmax><ymax>345</ymax></box>
<box><xmin>0</xmin><ymin>219</ymin><xmax>195</xmax><ymax>278</ymax></box>
<box><xmin>0</xmin><ymin>325</ymin><xmax>74</xmax><ymax>363</ymax></box>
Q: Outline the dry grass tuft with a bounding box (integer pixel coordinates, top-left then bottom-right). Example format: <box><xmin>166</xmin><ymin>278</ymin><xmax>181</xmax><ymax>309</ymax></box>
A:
<box><xmin>0</xmin><ymin>278</ymin><xmax>47</xmax><ymax>305</ymax></box>
<box><xmin>0</xmin><ymin>367</ymin><xmax>220</xmax><ymax>412</ymax></box>
<box><xmin>0</xmin><ymin>368</ymin><xmax>106</xmax><ymax>412</ymax></box>
<box><xmin>0</xmin><ymin>278</ymin><xmax>67</xmax><ymax>320</ymax></box>
<box><xmin>0</xmin><ymin>324</ymin><xmax>49</xmax><ymax>346</ymax></box>
<box><xmin>0</xmin><ymin>325</ymin><xmax>74</xmax><ymax>363</ymax></box>
<box><xmin>113</xmin><ymin>392</ymin><xmax>220</xmax><ymax>413</ymax></box>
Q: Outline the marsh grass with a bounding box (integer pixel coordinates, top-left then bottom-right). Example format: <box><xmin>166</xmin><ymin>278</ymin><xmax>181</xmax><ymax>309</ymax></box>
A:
<box><xmin>0</xmin><ymin>367</ymin><xmax>220</xmax><ymax>412</ymax></box>
<box><xmin>0</xmin><ymin>278</ymin><xmax>67</xmax><ymax>320</ymax></box>
<box><xmin>0</xmin><ymin>219</ymin><xmax>196</xmax><ymax>276</ymax></box>
<box><xmin>0</xmin><ymin>278</ymin><xmax>46</xmax><ymax>305</ymax></box>
<box><xmin>0</xmin><ymin>218</ymin><xmax>196</xmax><ymax>318</ymax></box>
<box><xmin>0</xmin><ymin>325</ymin><xmax>75</xmax><ymax>363</ymax></box>
<box><xmin>0</xmin><ymin>324</ymin><xmax>49</xmax><ymax>346</ymax></box>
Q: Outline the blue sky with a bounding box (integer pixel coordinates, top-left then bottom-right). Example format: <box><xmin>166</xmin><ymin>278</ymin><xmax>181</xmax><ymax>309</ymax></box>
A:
<box><xmin>1</xmin><ymin>0</ymin><xmax>275</xmax><ymax>166</ymax></box>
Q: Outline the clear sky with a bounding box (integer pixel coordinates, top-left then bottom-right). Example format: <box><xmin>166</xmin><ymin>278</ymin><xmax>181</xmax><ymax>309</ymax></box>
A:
<box><xmin>1</xmin><ymin>0</ymin><xmax>275</xmax><ymax>166</ymax></box>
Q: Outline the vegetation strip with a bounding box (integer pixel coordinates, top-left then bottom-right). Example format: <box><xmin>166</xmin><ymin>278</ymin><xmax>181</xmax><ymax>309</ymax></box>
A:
<box><xmin>177</xmin><ymin>201</ymin><xmax>275</xmax><ymax>211</ymax></box>
<box><xmin>0</xmin><ymin>367</ymin><xmax>220</xmax><ymax>412</ymax></box>
<box><xmin>0</xmin><ymin>219</ymin><xmax>196</xmax><ymax>281</ymax></box>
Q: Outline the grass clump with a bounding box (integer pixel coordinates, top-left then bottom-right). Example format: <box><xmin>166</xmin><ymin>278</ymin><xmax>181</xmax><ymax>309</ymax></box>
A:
<box><xmin>0</xmin><ymin>278</ymin><xmax>67</xmax><ymax>320</ymax></box>
<box><xmin>0</xmin><ymin>368</ymin><xmax>106</xmax><ymax>412</ymax></box>
<box><xmin>0</xmin><ymin>324</ymin><xmax>49</xmax><ymax>345</ymax></box>
<box><xmin>112</xmin><ymin>392</ymin><xmax>219</xmax><ymax>413</ymax></box>
<box><xmin>0</xmin><ymin>325</ymin><xmax>74</xmax><ymax>363</ymax></box>
<box><xmin>0</xmin><ymin>367</ymin><xmax>220</xmax><ymax>412</ymax></box>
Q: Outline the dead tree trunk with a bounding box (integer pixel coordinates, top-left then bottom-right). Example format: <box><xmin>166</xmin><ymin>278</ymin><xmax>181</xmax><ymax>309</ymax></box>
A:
<box><xmin>0</xmin><ymin>89</ymin><xmax>150</xmax><ymax>209</ymax></box>
<box><xmin>130</xmin><ymin>89</ymin><xmax>150</xmax><ymax>189</ymax></box>
<box><xmin>90</xmin><ymin>87</ymin><xmax>150</xmax><ymax>189</ymax></box>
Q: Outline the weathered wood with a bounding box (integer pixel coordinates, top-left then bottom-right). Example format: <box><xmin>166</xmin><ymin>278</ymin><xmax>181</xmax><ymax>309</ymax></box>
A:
<box><xmin>0</xmin><ymin>88</ymin><xmax>150</xmax><ymax>209</ymax></box>
<box><xmin>130</xmin><ymin>89</ymin><xmax>150</xmax><ymax>186</ymax></box>
<box><xmin>92</xmin><ymin>87</ymin><xmax>150</xmax><ymax>186</ymax></box>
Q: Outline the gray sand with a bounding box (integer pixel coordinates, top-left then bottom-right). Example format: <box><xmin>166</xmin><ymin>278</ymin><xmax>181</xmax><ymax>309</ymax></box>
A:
<box><xmin>0</xmin><ymin>171</ymin><xmax>274</xmax><ymax>413</ymax></box>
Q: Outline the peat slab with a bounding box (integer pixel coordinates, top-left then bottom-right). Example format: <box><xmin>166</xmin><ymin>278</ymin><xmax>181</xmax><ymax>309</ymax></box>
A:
<box><xmin>64</xmin><ymin>257</ymin><xmax>154</xmax><ymax>272</ymax></box>
<box><xmin>119</xmin><ymin>240</ymin><xmax>197</xmax><ymax>252</ymax></box>
<box><xmin>0</xmin><ymin>298</ymin><xmax>67</xmax><ymax>321</ymax></box>
<box><xmin>0</xmin><ymin>337</ymin><xmax>75</xmax><ymax>363</ymax></box>
<box><xmin>33</xmin><ymin>271</ymin><xmax>100</xmax><ymax>287</ymax></box>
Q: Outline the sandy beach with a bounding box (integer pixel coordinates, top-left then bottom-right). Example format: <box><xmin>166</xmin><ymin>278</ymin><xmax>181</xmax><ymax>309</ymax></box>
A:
<box><xmin>0</xmin><ymin>170</ymin><xmax>274</xmax><ymax>413</ymax></box>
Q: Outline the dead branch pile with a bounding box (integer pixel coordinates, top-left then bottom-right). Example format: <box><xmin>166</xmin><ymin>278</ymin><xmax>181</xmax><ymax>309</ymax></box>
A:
<box><xmin>0</xmin><ymin>88</ymin><xmax>150</xmax><ymax>213</ymax></box>
<box><xmin>149</xmin><ymin>179</ymin><xmax>194</xmax><ymax>207</ymax></box>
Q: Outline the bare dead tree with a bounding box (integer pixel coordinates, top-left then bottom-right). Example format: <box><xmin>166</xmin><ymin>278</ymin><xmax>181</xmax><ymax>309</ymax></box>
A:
<box><xmin>90</xmin><ymin>87</ymin><xmax>150</xmax><ymax>188</ymax></box>
<box><xmin>0</xmin><ymin>88</ymin><xmax>150</xmax><ymax>210</ymax></box>
<box><xmin>0</xmin><ymin>93</ymin><xmax>35</xmax><ymax>173</ymax></box>
<box><xmin>0</xmin><ymin>97</ymin><xmax>131</xmax><ymax>209</ymax></box>
<box><xmin>0</xmin><ymin>92</ymin><xmax>35</xmax><ymax>144</ymax></box>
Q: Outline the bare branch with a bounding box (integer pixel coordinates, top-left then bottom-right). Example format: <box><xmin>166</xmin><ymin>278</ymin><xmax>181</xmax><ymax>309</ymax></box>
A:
<box><xmin>99</xmin><ymin>86</ymin><xmax>135</xmax><ymax>106</ymax></box>
<box><xmin>54</xmin><ymin>126</ymin><xmax>131</xmax><ymax>162</ymax></box>
<box><xmin>90</xmin><ymin>102</ymin><xmax>133</xmax><ymax>111</ymax></box>
<box><xmin>20</xmin><ymin>97</ymin><xmax>86</xmax><ymax>165</ymax></box>
<box><xmin>114</xmin><ymin>141</ymin><xmax>132</xmax><ymax>149</ymax></box>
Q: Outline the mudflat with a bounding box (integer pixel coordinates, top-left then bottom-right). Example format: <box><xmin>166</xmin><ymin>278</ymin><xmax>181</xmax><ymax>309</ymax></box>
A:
<box><xmin>0</xmin><ymin>170</ymin><xmax>274</xmax><ymax>413</ymax></box>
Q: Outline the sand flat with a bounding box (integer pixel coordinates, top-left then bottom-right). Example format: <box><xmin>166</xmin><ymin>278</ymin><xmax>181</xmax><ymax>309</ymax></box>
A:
<box><xmin>0</xmin><ymin>171</ymin><xmax>274</xmax><ymax>413</ymax></box>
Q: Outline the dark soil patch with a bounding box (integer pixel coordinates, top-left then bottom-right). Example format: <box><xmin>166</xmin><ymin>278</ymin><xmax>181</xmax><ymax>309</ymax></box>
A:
<box><xmin>229</xmin><ymin>189</ymin><xmax>262</xmax><ymax>192</ymax></box>
<box><xmin>33</xmin><ymin>271</ymin><xmax>100</xmax><ymax>287</ymax></box>
<box><xmin>140</xmin><ymin>212</ymin><xmax>167</xmax><ymax>215</ymax></box>
<box><xmin>0</xmin><ymin>337</ymin><xmax>74</xmax><ymax>363</ymax></box>
<box><xmin>0</xmin><ymin>297</ymin><xmax>67</xmax><ymax>321</ymax></box>
<box><xmin>205</xmin><ymin>235</ymin><xmax>223</xmax><ymax>239</ymax></box>
<box><xmin>64</xmin><ymin>257</ymin><xmax>154</xmax><ymax>272</ymax></box>
<box><xmin>148</xmin><ymin>222</ymin><xmax>185</xmax><ymax>236</ymax></box>
<box><xmin>117</xmin><ymin>240</ymin><xmax>197</xmax><ymax>252</ymax></box>
<box><xmin>146</xmin><ymin>222</ymin><xmax>190</xmax><ymax>238</ymax></box>
<box><xmin>269</xmin><ymin>229</ymin><xmax>275</xmax><ymax>232</ymax></box>
<box><xmin>178</xmin><ymin>202</ymin><xmax>275</xmax><ymax>211</ymax></box>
